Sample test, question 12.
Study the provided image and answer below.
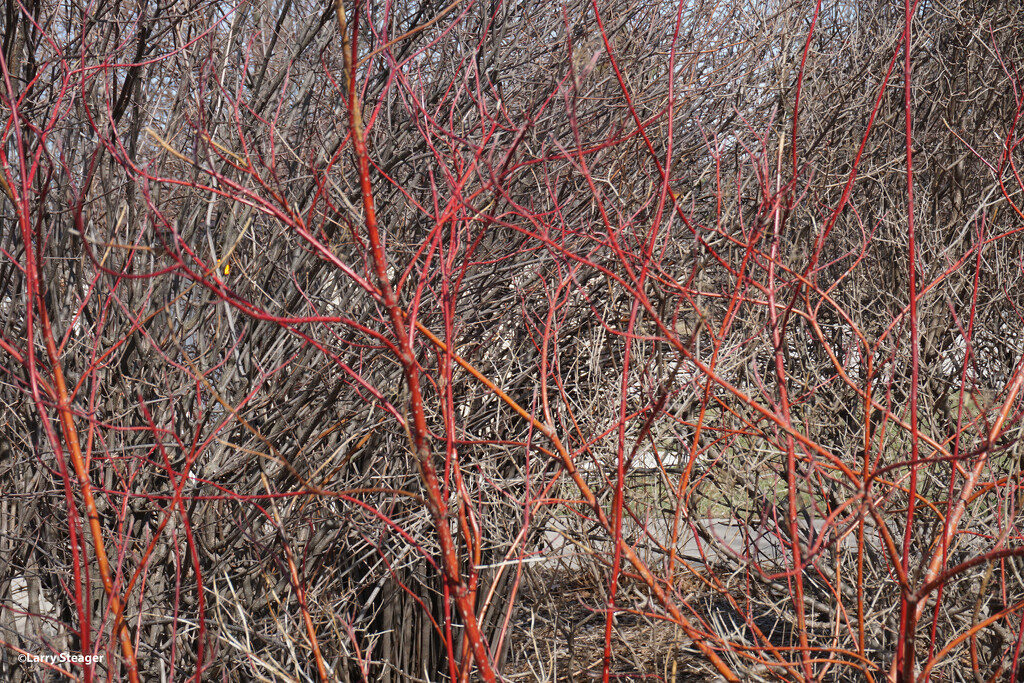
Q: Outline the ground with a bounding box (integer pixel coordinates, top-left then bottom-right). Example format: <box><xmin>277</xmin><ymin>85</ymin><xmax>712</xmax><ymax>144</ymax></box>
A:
<box><xmin>505</xmin><ymin>566</ymin><xmax>720</xmax><ymax>682</ymax></box>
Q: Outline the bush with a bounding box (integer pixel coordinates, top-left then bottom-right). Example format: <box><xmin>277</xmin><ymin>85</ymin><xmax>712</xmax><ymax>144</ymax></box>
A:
<box><xmin>2</xmin><ymin>0</ymin><xmax>1023</xmax><ymax>680</ymax></box>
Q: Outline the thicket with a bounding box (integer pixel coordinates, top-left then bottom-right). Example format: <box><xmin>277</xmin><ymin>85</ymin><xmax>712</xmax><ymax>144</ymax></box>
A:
<box><xmin>2</xmin><ymin>0</ymin><xmax>1024</xmax><ymax>681</ymax></box>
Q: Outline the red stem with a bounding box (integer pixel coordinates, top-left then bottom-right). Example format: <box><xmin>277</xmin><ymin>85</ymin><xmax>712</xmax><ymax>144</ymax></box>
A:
<box><xmin>335</xmin><ymin>2</ymin><xmax>498</xmax><ymax>679</ymax></box>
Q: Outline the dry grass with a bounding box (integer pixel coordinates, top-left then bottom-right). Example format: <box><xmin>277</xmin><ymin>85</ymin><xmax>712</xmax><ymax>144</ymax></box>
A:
<box><xmin>504</xmin><ymin>567</ymin><xmax>720</xmax><ymax>682</ymax></box>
